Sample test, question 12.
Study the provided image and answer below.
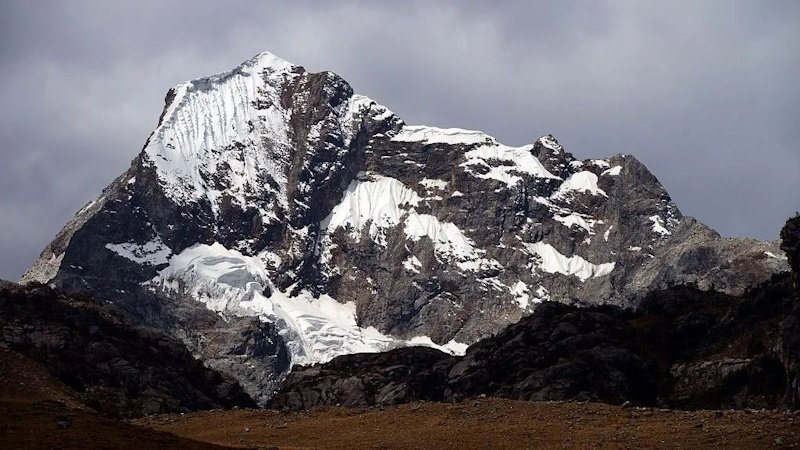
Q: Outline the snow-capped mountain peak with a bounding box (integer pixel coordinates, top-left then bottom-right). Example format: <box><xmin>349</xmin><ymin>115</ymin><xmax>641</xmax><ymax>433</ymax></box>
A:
<box><xmin>23</xmin><ymin>51</ymin><xmax>787</xmax><ymax>404</ymax></box>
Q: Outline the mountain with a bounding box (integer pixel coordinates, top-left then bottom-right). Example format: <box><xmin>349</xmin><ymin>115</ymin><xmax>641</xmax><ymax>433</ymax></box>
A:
<box><xmin>21</xmin><ymin>51</ymin><xmax>787</xmax><ymax>403</ymax></box>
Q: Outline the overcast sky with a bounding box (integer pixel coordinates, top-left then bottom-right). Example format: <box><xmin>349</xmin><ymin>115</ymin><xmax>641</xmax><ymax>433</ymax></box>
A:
<box><xmin>1</xmin><ymin>1</ymin><xmax>798</xmax><ymax>281</ymax></box>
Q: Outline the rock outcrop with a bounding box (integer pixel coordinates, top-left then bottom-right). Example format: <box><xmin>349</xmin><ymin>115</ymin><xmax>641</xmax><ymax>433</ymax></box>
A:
<box><xmin>0</xmin><ymin>283</ymin><xmax>256</xmax><ymax>417</ymax></box>
<box><xmin>781</xmin><ymin>214</ymin><xmax>800</xmax><ymax>285</ymax></box>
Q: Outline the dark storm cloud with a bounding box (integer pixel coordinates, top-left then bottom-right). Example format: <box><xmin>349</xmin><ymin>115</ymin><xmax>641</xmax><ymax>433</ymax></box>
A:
<box><xmin>1</xmin><ymin>0</ymin><xmax>798</xmax><ymax>280</ymax></box>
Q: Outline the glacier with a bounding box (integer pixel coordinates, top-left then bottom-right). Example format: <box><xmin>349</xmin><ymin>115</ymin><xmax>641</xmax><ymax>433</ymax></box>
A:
<box><xmin>148</xmin><ymin>242</ymin><xmax>468</xmax><ymax>367</ymax></box>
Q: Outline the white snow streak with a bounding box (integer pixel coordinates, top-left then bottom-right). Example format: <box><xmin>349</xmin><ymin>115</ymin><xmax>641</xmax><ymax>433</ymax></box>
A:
<box><xmin>105</xmin><ymin>236</ymin><xmax>172</xmax><ymax>265</ymax></box>
<box><xmin>765</xmin><ymin>251</ymin><xmax>787</xmax><ymax>260</ymax></box>
<box><xmin>554</xmin><ymin>213</ymin><xmax>601</xmax><ymax>234</ymax></box>
<box><xmin>403</xmin><ymin>255</ymin><xmax>422</xmax><ymax>273</ymax></box>
<box><xmin>461</xmin><ymin>143</ymin><xmax>558</xmax><ymax>187</ymax></box>
<box><xmin>552</xmin><ymin>171</ymin><xmax>607</xmax><ymax>199</ymax></box>
<box><xmin>419</xmin><ymin>178</ymin><xmax>448</xmax><ymax>190</ymax></box>
<box><xmin>392</xmin><ymin>125</ymin><xmax>492</xmax><ymax>146</ymax></box>
<box><xmin>525</xmin><ymin>242</ymin><xmax>615</xmax><ymax>281</ymax></box>
<box><xmin>649</xmin><ymin>215</ymin><xmax>672</xmax><ymax>236</ymax></box>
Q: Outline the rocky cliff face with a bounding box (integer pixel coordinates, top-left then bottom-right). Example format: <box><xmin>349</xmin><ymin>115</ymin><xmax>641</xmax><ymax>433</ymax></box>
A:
<box><xmin>21</xmin><ymin>52</ymin><xmax>787</xmax><ymax>403</ymax></box>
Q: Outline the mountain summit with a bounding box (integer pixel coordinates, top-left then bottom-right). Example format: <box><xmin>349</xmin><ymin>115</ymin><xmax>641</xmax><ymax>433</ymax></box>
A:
<box><xmin>22</xmin><ymin>52</ymin><xmax>787</xmax><ymax>403</ymax></box>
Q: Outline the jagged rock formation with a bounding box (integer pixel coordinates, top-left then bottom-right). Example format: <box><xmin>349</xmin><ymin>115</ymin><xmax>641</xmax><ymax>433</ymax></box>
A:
<box><xmin>21</xmin><ymin>52</ymin><xmax>787</xmax><ymax>403</ymax></box>
<box><xmin>271</xmin><ymin>271</ymin><xmax>800</xmax><ymax>411</ymax></box>
<box><xmin>781</xmin><ymin>214</ymin><xmax>800</xmax><ymax>285</ymax></box>
<box><xmin>0</xmin><ymin>282</ymin><xmax>256</xmax><ymax>417</ymax></box>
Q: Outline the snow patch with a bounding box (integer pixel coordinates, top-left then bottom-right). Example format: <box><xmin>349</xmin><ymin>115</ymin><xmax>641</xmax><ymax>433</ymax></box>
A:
<box><xmin>461</xmin><ymin>143</ymin><xmax>558</xmax><ymax>187</ymax></box>
<box><xmin>602</xmin><ymin>166</ymin><xmax>623</xmax><ymax>176</ymax></box>
<box><xmin>403</xmin><ymin>255</ymin><xmax>422</xmax><ymax>273</ymax></box>
<box><xmin>105</xmin><ymin>236</ymin><xmax>172</xmax><ymax>265</ymax></box>
<box><xmin>765</xmin><ymin>251</ymin><xmax>787</xmax><ymax>260</ymax></box>
<box><xmin>534</xmin><ymin>285</ymin><xmax>550</xmax><ymax>303</ymax></box>
<box><xmin>404</xmin><ymin>214</ymin><xmax>503</xmax><ymax>273</ymax></box>
<box><xmin>552</xmin><ymin>171</ymin><xmax>607</xmax><ymax>199</ymax></box>
<box><xmin>554</xmin><ymin>213</ymin><xmax>601</xmax><ymax>234</ymax></box>
<box><xmin>510</xmin><ymin>280</ymin><xmax>530</xmax><ymax>309</ymax></box>
<box><xmin>340</xmin><ymin>94</ymin><xmax>395</xmax><ymax>146</ymax></box>
<box><xmin>419</xmin><ymin>178</ymin><xmax>448</xmax><ymax>190</ymax></box>
<box><xmin>407</xmin><ymin>336</ymin><xmax>469</xmax><ymax>355</ymax></box>
<box><xmin>392</xmin><ymin>125</ymin><xmax>492</xmax><ymax>146</ymax></box>
<box><xmin>649</xmin><ymin>215</ymin><xmax>672</xmax><ymax>236</ymax></box>
<box><xmin>142</xmin><ymin>53</ymin><xmax>296</xmax><ymax>217</ymax></box>
<box><xmin>525</xmin><ymin>242</ymin><xmax>615</xmax><ymax>281</ymax></box>
<box><xmin>404</xmin><ymin>214</ymin><xmax>475</xmax><ymax>260</ymax></box>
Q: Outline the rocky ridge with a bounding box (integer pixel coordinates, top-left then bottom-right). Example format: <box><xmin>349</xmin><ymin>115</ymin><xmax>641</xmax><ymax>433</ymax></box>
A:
<box><xmin>21</xmin><ymin>51</ymin><xmax>788</xmax><ymax>403</ymax></box>
<box><xmin>0</xmin><ymin>282</ymin><xmax>256</xmax><ymax>417</ymax></box>
<box><xmin>271</xmin><ymin>269</ymin><xmax>800</xmax><ymax>410</ymax></box>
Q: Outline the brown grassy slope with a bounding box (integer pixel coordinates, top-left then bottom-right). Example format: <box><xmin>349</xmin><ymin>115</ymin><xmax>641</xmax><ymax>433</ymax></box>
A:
<box><xmin>137</xmin><ymin>398</ymin><xmax>800</xmax><ymax>450</ymax></box>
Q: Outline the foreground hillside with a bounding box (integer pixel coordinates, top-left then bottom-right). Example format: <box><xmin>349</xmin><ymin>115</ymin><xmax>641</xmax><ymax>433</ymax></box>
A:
<box><xmin>0</xmin><ymin>282</ymin><xmax>255</xmax><ymax>418</ymax></box>
<box><xmin>0</xmin><ymin>349</ymin><xmax>229</xmax><ymax>449</ymax></box>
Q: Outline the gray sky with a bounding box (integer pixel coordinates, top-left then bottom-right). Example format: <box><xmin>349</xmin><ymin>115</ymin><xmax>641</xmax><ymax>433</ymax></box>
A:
<box><xmin>1</xmin><ymin>1</ymin><xmax>798</xmax><ymax>281</ymax></box>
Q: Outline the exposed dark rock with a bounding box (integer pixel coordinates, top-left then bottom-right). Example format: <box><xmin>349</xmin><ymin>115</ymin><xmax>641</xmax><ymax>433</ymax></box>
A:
<box><xmin>272</xmin><ymin>346</ymin><xmax>451</xmax><ymax>410</ymax></box>
<box><xmin>272</xmin><ymin>268</ymin><xmax>800</xmax><ymax>411</ymax></box>
<box><xmin>781</xmin><ymin>214</ymin><xmax>800</xmax><ymax>283</ymax></box>
<box><xmin>0</xmin><ymin>283</ymin><xmax>256</xmax><ymax>418</ymax></box>
<box><xmin>445</xmin><ymin>302</ymin><xmax>656</xmax><ymax>405</ymax></box>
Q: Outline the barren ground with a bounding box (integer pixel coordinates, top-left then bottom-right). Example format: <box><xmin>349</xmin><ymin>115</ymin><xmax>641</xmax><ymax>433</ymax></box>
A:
<box><xmin>136</xmin><ymin>398</ymin><xmax>800</xmax><ymax>449</ymax></box>
<box><xmin>2</xmin><ymin>348</ymin><xmax>799</xmax><ymax>449</ymax></box>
